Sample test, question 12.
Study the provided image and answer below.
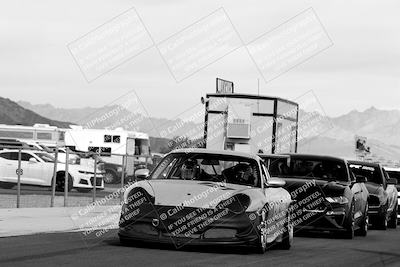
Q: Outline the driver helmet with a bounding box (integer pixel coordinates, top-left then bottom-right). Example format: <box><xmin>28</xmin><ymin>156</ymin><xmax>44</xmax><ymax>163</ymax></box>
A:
<box><xmin>236</xmin><ymin>163</ymin><xmax>254</xmax><ymax>184</ymax></box>
<box><xmin>181</xmin><ymin>158</ymin><xmax>200</xmax><ymax>180</ymax></box>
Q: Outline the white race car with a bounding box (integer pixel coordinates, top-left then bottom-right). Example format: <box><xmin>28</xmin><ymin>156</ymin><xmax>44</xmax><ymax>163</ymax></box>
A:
<box><xmin>119</xmin><ymin>149</ymin><xmax>293</xmax><ymax>253</ymax></box>
<box><xmin>0</xmin><ymin>149</ymin><xmax>104</xmax><ymax>192</ymax></box>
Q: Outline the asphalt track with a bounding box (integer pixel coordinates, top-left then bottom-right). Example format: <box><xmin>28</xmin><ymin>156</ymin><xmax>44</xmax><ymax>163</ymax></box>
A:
<box><xmin>1</xmin><ymin>228</ymin><xmax>400</xmax><ymax>267</ymax></box>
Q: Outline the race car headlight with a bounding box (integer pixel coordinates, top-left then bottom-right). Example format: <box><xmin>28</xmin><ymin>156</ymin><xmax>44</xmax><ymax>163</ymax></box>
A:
<box><xmin>217</xmin><ymin>194</ymin><xmax>251</xmax><ymax>214</ymax></box>
<box><xmin>68</xmin><ymin>158</ymin><xmax>78</xmax><ymax>165</ymax></box>
<box><xmin>124</xmin><ymin>186</ymin><xmax>155</xmax><ymax>205</ymax></box>
<box><xmin>325</xmin><ymin>196</ymin><xmax>348</xmax><ymax>205</ymax></box>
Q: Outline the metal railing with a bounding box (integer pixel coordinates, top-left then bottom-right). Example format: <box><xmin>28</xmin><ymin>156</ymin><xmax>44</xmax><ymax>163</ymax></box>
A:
<box><xmin>0</xmin><ymin>145</ymin><xmax>154</xmax><ymax>208</ymax></box>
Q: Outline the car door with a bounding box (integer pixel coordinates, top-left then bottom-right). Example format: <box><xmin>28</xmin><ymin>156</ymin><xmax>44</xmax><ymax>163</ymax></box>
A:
<box><xmin>17</xmin><ymin>152</ymin><xmax>38</xmax><ymax>185</ymax></box>
<box><xmin>24</xmin><ymin>152</ymin><xmax>47</xmax><ymax>186</ymax></box>
<box><xmin>39</xmin><ymin>157</ymin><xmax>54</xmax><ymax>187</ymax></box>
<box><xmin>3</xmin><ymin>151</ymin><xmax>31</xmax><ymax>185</ymax></box>
<box><xmin>0</xmin><ymin>151</ymin><xmax>17</xmax><ymax>182</ymax></box>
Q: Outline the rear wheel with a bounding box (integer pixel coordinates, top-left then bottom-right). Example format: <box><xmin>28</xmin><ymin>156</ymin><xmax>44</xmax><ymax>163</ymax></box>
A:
<box><xmin>388</xmin><ymin>204</ymin><xmax>398</xmax><ymax>229</ymax></box>
<box><xmin>356</xmin><ymin>204</ymin><xmax>368</xmax><ymax>236</ymax></box>
<box><xmin>55</xmin><ymin>172</ymin><xmax>73</xmax><ymax>192</ymax></box>
<box><xmin>104</xmin><ymin>169</ymin><xmax>118</xmax><ymax>184</ymax></box>
<box><xmin>374</xmin><ymin>214</ymin><xmax>387</xmax><ymax>230</ymax></box>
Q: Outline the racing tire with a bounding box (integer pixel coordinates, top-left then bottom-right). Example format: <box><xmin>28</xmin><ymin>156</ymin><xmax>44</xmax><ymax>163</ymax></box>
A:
<box><xmin>277</xmin><ymin>211</ymin><xmax>293</xmax><ymax>250</ymax></box>
<box><xmin>55</xmin><ymin>172</ymin><xmax>73</xmax><ymax>192</ymax></box>
<box><xmin>356</xmin><ymin>204</ymin><xmax>368</xmax><ymax>237</ymax></box>
<box><xmin>254</xmin><ymin>210</ymin><xmax>268</xmax><ymax>254</ymax></box>
<box><xmin>0</xmin><ymin>182</ymin><xmax>15</xmax><ymax>189</ymax></box>
<box><xmin>341</xmin><ymin>202</ymin><xmax>355</xmax><ymax>239</ymax></box>
<box><xmin>374</xmin><ymin>214</ymin><xmax>388</xmax><ymax>230</ymax></box>
<box><xmin>104</xmin><ymin>169</ymin><xmax>118</xmax><ymax>184</ymax></box>
<box><xmin>388</xmin><ymin>204</ymin><xmax>398</xmax><ymax>229</ymax></box>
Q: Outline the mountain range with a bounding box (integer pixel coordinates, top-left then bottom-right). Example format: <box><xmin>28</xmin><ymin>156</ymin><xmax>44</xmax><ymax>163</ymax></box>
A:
<box><xmin>0</xmin><ymin>97</ymin><xmax>71</xmax><ymax>128</ymax></box>
<box><xmin>4</xmin><ymin>98</ymin><xmax>400</xmax><ymax>163</ymax></box>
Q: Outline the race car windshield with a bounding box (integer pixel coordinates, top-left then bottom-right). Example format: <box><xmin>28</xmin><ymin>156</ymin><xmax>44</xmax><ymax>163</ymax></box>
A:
<box><xmin>349</xmin><ymin>164</ymin><xmax>382</xmax><ymax>184</ymax></box>
<box><xmin>273</xmin><ymin>158</ymin><xmax>349</xmax><ymax>182</ymax></box>
<box><xmin>149</xmin><ymin>153</ymin><xmax>261</xmax><ymax>187</ymax></box>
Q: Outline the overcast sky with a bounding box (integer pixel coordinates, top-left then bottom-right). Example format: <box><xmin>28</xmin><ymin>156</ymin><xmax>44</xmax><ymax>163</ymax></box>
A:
<box><xmin>0</xmin><ymin>0</ymin><xmax>399</xmax><ymax>119</ymax></box>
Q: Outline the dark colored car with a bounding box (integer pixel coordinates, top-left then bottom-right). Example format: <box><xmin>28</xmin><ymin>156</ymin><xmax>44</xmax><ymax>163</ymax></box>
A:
<box><xmin>102</xmin><ymin>161</ymin><xmax>150</xmax><ymax>184</ymax></box>
<box><xmin>101</xmin><ymin>161</ymin><xmax>124</xmax><ymax>184</ymax></box>
<box><xmin>259</xmin><ymin>154</ymin><xmax>369</xmax><ymax>238</ymax></box>
<box><xmin>384</xmin><ymin>167</ymin><xmax>400</xmax><ymax>224</ymax></box>
<box><xmin>119</xmin><ymin>149</ymin><xmax>293</xmax><ymax>253</ymax></box>
<box><xmin>349</xmin><ymin>161</ymin><xmax>398</xmax><ymax>229</ymax></box>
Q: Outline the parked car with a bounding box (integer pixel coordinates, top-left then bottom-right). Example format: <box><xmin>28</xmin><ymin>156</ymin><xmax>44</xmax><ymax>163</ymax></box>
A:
<box><xmin>0</xmin><ymin>138</ymin><xmax>33</xmax><ymax>150</ymax></box>
<box><xmin>348</xmin><ymin>161</ymin><xmax>398</xmax><ymax>229</ymax></box>
<box><xmin>0</xmin><ymin>149</ymin><xmax>104</xmax><ymax>192</ymax></box>
<box><xmin>119</xmin><ymin>149</ymin><xmax>293</xmax><ymax>253</ymax></box>
<box><xmin>102</xmin><ymin>161</ymin><xmax>124</xmax><ymax>184</ymax></box>
<box><xmin>259</xmin><ymin>154</ymin><xmax>369</xmax><ymax>238</ymax></box>
<box><xmin>40</xmin><ymin>145</ymin><xmax>81</xmax><ymax>165</ymax></box>
<box><xmin>100</xmin><ymin>161</ymin><xmax>150</xmax><ymax>184</ymax></box>
<box><xmin>384</xmin><ymin>167</ymin><xmax>400</xmax><ymax>223</ymax></box>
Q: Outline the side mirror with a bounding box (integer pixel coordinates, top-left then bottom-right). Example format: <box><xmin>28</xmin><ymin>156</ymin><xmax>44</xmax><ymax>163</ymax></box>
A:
<box><xmin>135</xmin><ymin>169</ymin><xmax>150</xmax><ymax>180</ymax></box>
<box><xmin>355</xmin><ymin>175</ymin><xmax>367</xmax><ymax>183</ymax></box>
<box><xmin>29</xmin><ymin>157</ymin><xmax>38</xmax><ymax>163</ymax></box>
<box><xmin>266</xmin><ymin>177</ymin><xmax>286</xmax><ymax>188</ymax></box>
<box><xmin>387</xmin><ymin>178</ymin><xmax>398</xmax><ymax>185</ymax></box>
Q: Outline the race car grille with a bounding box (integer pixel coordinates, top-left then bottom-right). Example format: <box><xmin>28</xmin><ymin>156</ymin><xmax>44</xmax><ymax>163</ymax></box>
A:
<box><xmin>204</xmin><ymin>228</ymin><xmax>237</xmax><ymax>239</ymax></box>
<box><xmin>90</xmin><ymin>177</ymin><xmax>102</xmax><ymax>186</ymax></box>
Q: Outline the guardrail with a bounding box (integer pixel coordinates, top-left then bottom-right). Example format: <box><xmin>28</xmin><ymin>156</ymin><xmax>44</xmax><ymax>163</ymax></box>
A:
<box><xmin>0</xmin><ymin>145</ymin><xmax>154</xmax><ymax>208</ymax></box>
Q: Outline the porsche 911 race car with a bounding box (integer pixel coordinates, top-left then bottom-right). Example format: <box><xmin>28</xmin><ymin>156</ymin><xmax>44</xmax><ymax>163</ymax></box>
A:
<box><xmin>119</xmin><ymin>149</ymin><xmax>293</xmax><ymax>253</ymax></box>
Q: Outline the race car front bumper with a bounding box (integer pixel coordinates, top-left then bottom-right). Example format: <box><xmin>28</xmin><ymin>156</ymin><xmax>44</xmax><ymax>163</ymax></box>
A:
<box><xmin>74</xmin><ymin>173</ymin><xmax>105</xmax><ymax>190</ymax></box>
<box><xmin>293</xmin><ymin>201</ymin><xmax>351</xmax><ymax>233</ymax></box>
<box><xmin>118</xmin><ymin>203</ymin><xmax>260</xmax><ymax>247</ymax></box>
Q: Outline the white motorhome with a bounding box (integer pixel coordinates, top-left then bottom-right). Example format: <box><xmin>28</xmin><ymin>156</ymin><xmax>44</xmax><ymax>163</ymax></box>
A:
<box><xmin>64</xmin><ymin>126</ymin><xmax>150</xmax><ymax>172</ymax></box>
<box><xmin>0</xmin><ymin>124</ymin><xmax>65</xmax><ymax>147</ymax></box>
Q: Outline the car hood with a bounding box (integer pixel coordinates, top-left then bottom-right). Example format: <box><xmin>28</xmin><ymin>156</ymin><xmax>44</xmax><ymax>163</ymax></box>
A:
<box><xmin>134</xmin><ymin>180</ymin><xmax>257</xmax><ymax>209</ymax></box>
<box><xmin>279</xmin><ymin>177</ymin><xmax>348</xmax><ymax>199</ymax></box>
<box><xmin>364</xmin><ymin>183</ymin><xmax>381</xmax><ymax>195</ymax></box>
<box><xmin>56</xmin><ymin>163</ymin><xmax>94</xmax><ymax>173</ymax></box>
